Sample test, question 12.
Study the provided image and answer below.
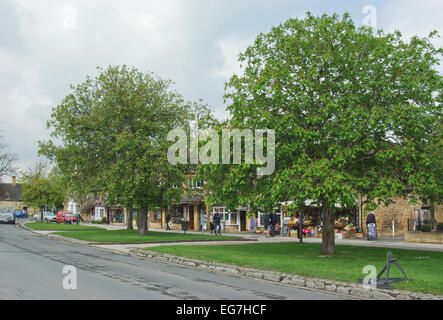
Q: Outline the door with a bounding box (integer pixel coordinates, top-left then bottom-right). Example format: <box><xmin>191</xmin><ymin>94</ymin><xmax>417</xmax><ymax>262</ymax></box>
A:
<box><xmin>240</xmin><ymin>211</ymin><xmax>247</xmax><ymax>232</ymax></box>
<box><xmin>189</xmin><ymin>206</ymin><xmax>194</xmax><ymax>230</ymax></box>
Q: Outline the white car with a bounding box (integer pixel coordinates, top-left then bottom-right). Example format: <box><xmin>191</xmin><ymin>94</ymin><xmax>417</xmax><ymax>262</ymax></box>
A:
<box><xmin>33</xmin><ymin>212</ymin><xmax>57</xmax><ymax>223</ymax></box>
<box><xmin>0</xmin><ymin>212</ymin><xmax>15</xmax><ymax>224</ymax></box>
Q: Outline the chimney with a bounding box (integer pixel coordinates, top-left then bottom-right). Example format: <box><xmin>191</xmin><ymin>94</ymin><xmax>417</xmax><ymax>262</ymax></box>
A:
<box><xmin>12</xmin><ymin>176</ymin><xmax>16</xmax><ymax>186</ymax></box>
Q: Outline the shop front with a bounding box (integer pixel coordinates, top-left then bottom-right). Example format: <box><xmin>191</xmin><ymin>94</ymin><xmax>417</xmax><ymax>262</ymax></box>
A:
<box><xmin>282</xmin><ymin>204</ymin><xmax>359</xmax><ymax>239</ymax></box>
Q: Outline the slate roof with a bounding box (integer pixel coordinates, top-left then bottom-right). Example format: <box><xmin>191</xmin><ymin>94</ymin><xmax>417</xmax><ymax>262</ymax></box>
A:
<box><xmin>0</xmin><ymin>183</ymin><xmax>22</xmax><ymax>202</ymax></box>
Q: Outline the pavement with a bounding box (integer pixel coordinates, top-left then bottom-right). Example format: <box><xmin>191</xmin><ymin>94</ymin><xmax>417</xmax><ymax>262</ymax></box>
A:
<box><xmin>0</xmin><ymin>221</ymin><xmax>349</xmax><ymax>300</ymax></box>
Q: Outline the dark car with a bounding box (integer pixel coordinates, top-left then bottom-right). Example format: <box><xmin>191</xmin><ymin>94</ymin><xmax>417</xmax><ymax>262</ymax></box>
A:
<box><xmin>0</xmin><ymin>212</ymin><xmax>16</xmax><ymax>224</ymax></box>
<box><xmin>14</xmin><ymin>210</ymin><xmax>28</xmax><ymax>219</ymax></box>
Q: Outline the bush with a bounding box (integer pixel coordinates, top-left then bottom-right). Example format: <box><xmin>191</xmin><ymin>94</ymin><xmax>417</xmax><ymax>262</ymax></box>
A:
<box><xmin>437</xmin><ymin>223</ymin><xmax>443</xmax><ymax>233</ymax></box>
<box><xmin>421</xmin><ymin>225</ymin><xmax>432</xmax><ymax>233</ymax></box>
<box><xmin>101</xmin><ymin>217</ymin><xmax>107</xmax><ymax>224</ymax></box>
<box><xmin>91</xmin><ymin>220</ymin><xmax>101</xmax><ymax>224</ymax></box>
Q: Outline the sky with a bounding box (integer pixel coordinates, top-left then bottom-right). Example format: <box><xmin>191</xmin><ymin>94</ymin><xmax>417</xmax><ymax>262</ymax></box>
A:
<box><xmin>0</xmin><ymin>0</ymin><xmax>442</xmax><ymax>180</ymax></box>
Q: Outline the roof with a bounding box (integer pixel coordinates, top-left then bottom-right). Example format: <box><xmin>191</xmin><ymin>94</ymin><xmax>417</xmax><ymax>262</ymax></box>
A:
<box><xmin>0</xmin><ymin>183</ymin><xmax>22</xmax><ymax>202</ymax></box>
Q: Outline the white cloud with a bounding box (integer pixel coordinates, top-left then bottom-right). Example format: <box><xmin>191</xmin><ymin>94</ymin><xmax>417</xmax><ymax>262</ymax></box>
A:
<box><xmin>212</xmin><ymin>37</ymin><xmax>251</xmax><ymax>81</ymax></box>
<box><xmin>0</xmin><ymin>0</ymin><xmax>441</xmax><ymax>174</ymax></box>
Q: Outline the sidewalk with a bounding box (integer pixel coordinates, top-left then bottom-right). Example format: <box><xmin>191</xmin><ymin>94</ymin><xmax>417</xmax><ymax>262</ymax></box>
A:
<box><xmin>78</xmin><ymin>223</ymin><xmax>443</xmax><ymax>254</ymax></box>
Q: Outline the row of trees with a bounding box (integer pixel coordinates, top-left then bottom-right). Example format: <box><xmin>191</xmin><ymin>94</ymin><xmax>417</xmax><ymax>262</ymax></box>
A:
<box><xmin>40</xmin><ymin>13</ymin><xmax>442</xmax><ymax>254</ymax></box>
<box><xmin>39</xmin><ymin>66</ymin><xmax>215</xmax><ymax>234</ymax></box>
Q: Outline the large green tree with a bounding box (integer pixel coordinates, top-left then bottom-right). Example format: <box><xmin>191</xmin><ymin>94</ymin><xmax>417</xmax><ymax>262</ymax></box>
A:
<box><xmin>40</xmin><ymin>65</ymin><xmax>213</xmax><ymax>234</ymax></box>
<box><xmin>200</xmin><ymin>13</ymin><xmax>442</xmax><ymax>254</ymax></box>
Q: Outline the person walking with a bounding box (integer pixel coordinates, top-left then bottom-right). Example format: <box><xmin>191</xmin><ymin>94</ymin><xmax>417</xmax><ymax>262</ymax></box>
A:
<box><xmin>270</xmin><ymin>212</ymin><xmax>278</xmax><ymax>237</ymax></box>
<box><xmin>264</xmin><ymin>212</ymin><xmax>271</xmax><ymax>238</ymax></box>
<box><xmin>166</xmin><ymin>213</ymin><xmax>171</xmax><ymax>230</ymax></box>
<box><xmin>213</xmin><ymin>210</ymin><xmax>221</xmax><ymax>235</ymax></box>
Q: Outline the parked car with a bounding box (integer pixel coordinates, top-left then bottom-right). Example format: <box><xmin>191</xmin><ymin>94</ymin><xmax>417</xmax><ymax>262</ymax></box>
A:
<box><xmin>33</xmin><ymin>212</ymin><xmax>57</xmax><ymax>223</ymax></box>
<box><xmin>0</xmin><ymin>211</ymin><xmax>16</xmax><ymax>224</ymax></box>
<box><xmin>56</xmin><ymin>211</ymin><xmax>77</xmax><ymax>224</ymax></box>
<box><xmin>14</xmin><ymin>210</ymin><xmax>28</xmax><ymax>219</ymax></box>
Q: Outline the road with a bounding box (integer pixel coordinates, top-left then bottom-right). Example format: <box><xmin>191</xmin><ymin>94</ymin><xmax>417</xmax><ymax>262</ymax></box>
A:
<box><xmin>0</xmin><ymin>222</ymin><xmax>349</xmax><ymax>300</ymax></box>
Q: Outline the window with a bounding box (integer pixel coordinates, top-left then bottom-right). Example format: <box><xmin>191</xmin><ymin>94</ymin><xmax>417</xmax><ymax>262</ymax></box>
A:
<box><xmin>213</xmin><ymin>207</ymin><xmax>238</xmax><ymax>225</ymax></box>
<box><xmin>95</xmin><ymin>207</ymin><xmax>105</xmax><ymax>220</ymax></box>
<box><xmin>170</xmin><ymin>206</ymin><xmax>183</xmax><ymax>223</ymax></box>
<box><xmin>257</xmin><ymin>211</ymin><xmax>282</xmax><ymax>227</ymax></box>
<box><xmin>188</xmin><ymin>178</ymin><xmax>202</xmax><ymax>189</ymax></box>
<box><xmin>152</xmin><ymin>208</ymin><xmax>162</xmax><ymax>221</ymax></box>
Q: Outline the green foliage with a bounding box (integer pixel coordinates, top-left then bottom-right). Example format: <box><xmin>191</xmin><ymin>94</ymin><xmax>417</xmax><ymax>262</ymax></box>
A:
<box><xmin>20</xmin><ymin>163</ymin><xmax>66</xmax><ymax>211</ymax></box>
<box><xmin>100</xmin><ymin>217</ymin><xmax>107</xmax><ymax>224</ymax></box>
<box><xmin>39</xmin><ymin>65</ymin><xmax>215</xmax><ymax>234</ymax></box>
<box><xmin>200</xmin><ymin>12</ymin><xmax>443</xmax><ymax>253</ymax></box>
<box><xmin>437</xmin><ymin>223</ymin><xmax>443</xmax><ymax>233</ymax></box>
<box><xmin>420</xmin><ymin>225</ymin><xmax>432</xmax><ymax>233</ymax></box>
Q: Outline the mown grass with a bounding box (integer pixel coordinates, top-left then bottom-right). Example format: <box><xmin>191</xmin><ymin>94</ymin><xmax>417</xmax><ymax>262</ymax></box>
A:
<box><xmin>53</xmin><ymin>229</ymin><xmax>242</xmax><ymax>243</ymax></box>
<box><xmin>149</xmin><ymin>242</ymin><xmax>443</xmax><ymax>295</ymax></box>
<box><xmin>26</xmin><ymin>222</ymin><xmax>104</xmax><ymax>231</ymax></box>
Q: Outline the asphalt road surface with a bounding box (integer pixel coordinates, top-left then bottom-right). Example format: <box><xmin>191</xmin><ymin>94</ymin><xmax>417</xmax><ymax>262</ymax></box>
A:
<box><xmin>0</xmin><ymin>222</ymin><xmax>350</xmax><ymax>300</ymax></box>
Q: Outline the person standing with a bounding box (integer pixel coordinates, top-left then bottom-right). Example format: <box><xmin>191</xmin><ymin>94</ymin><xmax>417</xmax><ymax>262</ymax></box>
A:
<box><xmin>166</xmin><ymin>213</ymin><xmax>171</xmax><ymax>230</ymax></box>
<box><xmin>264</xmin><ymin>212</ymin><xmax>271</xmax><ymax>238</ymax></box>
<box><xmin>213</xmin><ymin>210</ymin><xmax>221</xmax><ymax>235</ymax></box>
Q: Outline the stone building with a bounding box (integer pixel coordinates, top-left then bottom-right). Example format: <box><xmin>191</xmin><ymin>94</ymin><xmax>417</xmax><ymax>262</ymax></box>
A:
<box><xmin>361</xmin><ymin>197</ymin><xmax>443</xmax><ymax>238</ymax></box>
<box><xmin>0</xmin><ymin>176</ymin><xmax>36</xmax><ymax>215</ymax></box>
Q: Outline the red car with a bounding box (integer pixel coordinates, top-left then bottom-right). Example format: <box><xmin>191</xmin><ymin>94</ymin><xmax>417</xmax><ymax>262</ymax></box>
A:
<box><xmin>56</xmin><ymin>211</ymin><xmax>77</xmax><ymax>224</ymax></box>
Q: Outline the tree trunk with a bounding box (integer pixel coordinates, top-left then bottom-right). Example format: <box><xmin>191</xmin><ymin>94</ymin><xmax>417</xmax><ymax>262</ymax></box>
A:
<box><xmin>137</xmin><ymin>207</ymin><xmax>148</xmax><ymax>235</ymax></box>
<box><xmin>127</xmin><ymin>207</ymin><xmax>134</xmax><ymax>230</ymax></box>
<box><xmin>321</xmin><ymin>201</ymin><xmax>336</xmax><ymax>255</ymax></box>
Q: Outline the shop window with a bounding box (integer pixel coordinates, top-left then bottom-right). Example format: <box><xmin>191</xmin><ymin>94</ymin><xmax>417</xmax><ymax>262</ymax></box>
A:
<box><xmin>170</xmin><ymin>206</ymin><xmax>183</xmax><ymax>223</ymax></box>
<box><xmin>213</xmin><ymin>207</ymin><xmax>238</xmax><ymax>225</ymax></box>
<box><xmin>257</xmin><ymin>211</ymin><xmax>282</xmax><ymax>227</ymax></box>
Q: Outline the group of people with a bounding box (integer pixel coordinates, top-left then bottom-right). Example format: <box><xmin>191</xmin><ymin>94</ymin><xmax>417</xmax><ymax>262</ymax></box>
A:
<box><xmin>263</xmin><ymin>212</ymin><xmax>280</xmax><ymax>238</ymax></box>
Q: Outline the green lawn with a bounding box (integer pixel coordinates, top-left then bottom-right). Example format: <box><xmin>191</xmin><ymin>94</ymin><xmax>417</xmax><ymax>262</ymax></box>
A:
<box><xmin>53</xmin><ymin>229</ymin><xmax>242</xmax><ymax>243</ymax></box>
<box><xmin>25</xmin><ymin>222</ymin><xmax>104</xmax><ymax>231</ymax></box>
<box><xmin>149</xmin><ymin>242</ymin><xmax>443</xmax><ymax>295</ymax></box>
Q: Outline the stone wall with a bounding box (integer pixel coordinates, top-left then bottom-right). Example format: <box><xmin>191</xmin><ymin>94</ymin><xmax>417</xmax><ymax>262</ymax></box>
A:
<box><xmin>405</xmin><ymin>231</ymin><xmax>443</xmax><ymax>244</ymax></box>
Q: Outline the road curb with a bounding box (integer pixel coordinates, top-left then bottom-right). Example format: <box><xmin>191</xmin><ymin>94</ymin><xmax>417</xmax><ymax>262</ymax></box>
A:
<box><xmin>16</xmin><ymin>221</ymin><xmax>443</xmax><ymax>300</ymax></box>
<box><xmin>129</xmin><ymin>248</ymin><xmax>443</xmax><ymax>301</ymax></box>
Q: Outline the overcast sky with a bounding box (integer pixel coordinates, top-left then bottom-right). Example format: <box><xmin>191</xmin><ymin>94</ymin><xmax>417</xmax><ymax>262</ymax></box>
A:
<box><xmin>0</xmin><ymin>0</ymin><xmax>442</xmax><ymax>179</ymax></box>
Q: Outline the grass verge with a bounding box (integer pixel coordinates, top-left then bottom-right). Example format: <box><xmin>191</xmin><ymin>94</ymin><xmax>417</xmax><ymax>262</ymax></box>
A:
<box><xmin>149</xmin><ymin>242</ymin><xmax>443</xmax><ymax>295</ymax></box>
<box><xmin>25</xmin><ymin>222</ymin><xmax>104</xmax><ymax>231</ymax></box>
<box><xmin>53</xmin><ymin>229</ymin><xmax>242</xmax><ymax>243</ymax></box>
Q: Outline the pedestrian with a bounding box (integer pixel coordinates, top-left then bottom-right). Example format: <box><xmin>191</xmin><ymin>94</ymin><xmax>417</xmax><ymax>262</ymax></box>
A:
<box><xmin>264</xmin><ymin>212</ymin><xmax>271</xmax><ymax>238</ymax></box>
<box><xmin>213</xmin><ymin>210</ymin><xmax>221</xmax><ymax>235</ymax></box>
<box><xmin>166</xmin><ymin>213</ymin><xmax>171</xmax><ymax>230</ymax></box>
<box><xmin>270</xmin><ymin>212</ymin><xmax>278</xmax><ymax>237</ymax></box>
<box><xmin>250</xmin><ymin>216</ymin><xmax>257</xmax><ymax>233</ymax></box>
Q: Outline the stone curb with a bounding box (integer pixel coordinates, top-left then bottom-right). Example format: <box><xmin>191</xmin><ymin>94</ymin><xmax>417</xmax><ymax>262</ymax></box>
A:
<box><xmin>17</xmin><ymin>222</ymin><xmax>93</xmax><ymax>246</ymax></box>
<box><xmin>129</xmin><ymin>248</ymin><xmax>443</xmax><ymax>301</ymax></box>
